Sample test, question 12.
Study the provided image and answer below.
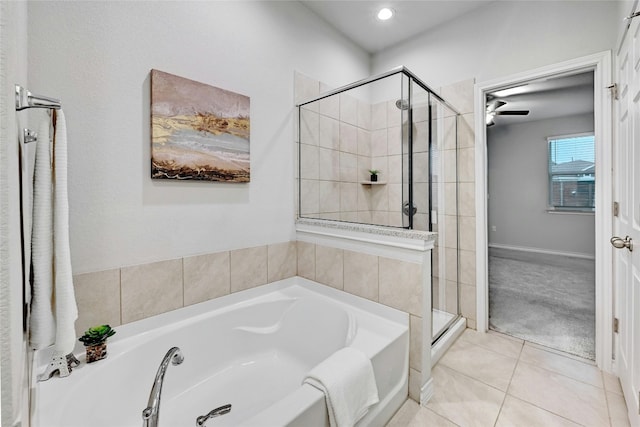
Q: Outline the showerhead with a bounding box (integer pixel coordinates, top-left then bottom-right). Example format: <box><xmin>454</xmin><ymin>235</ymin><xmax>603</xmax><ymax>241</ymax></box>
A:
<box><xmin>395</xmin><ymin>99</ymin><xmax>409</xmax><ymax>110</ymax></box>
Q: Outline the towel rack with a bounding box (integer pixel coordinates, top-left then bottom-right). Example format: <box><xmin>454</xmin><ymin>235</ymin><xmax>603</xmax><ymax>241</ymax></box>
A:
<box><xmin>15</xmin><ymin>84</ymin><xmax>61</xmax><ymax>111</ymax></box>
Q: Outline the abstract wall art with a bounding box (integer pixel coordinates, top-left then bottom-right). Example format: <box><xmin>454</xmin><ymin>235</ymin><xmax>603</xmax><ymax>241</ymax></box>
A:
<box><xmin>150</xmin><ymin>69</ymin><xmax>250</xmax><ymax>182</ymax></box>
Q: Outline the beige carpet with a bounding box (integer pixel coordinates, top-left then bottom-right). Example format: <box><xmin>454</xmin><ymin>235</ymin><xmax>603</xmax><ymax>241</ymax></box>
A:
<box><xmin>488</xmin><ymin>247</ymin><xmax>595</xmax><ymax>360</ymax></box>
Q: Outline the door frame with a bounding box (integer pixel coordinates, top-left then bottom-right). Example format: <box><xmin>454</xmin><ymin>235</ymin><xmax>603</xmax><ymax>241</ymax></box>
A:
<box><xmin>474</xmin><ymin>51</ymin><xmax>614</xmax><ymax>371</ymax></box>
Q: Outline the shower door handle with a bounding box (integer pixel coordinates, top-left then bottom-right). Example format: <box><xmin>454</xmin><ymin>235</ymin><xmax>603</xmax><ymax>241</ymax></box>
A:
<box><xmin>610</xmin><ymin>236</ymin><xmax>633</xmax><ymax>252</ymax></box>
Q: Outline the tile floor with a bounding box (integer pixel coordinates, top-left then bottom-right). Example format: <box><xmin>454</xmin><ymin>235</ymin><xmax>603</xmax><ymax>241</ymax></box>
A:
<box><xmin>387</xmin><ymin>329</ymin><xmax>631</xmax><ymax>427</ymax></box>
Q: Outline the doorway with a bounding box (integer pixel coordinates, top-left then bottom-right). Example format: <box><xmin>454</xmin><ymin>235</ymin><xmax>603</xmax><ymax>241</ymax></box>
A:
<box><xmin>474</xmin><ymin>52</ymin><xmax>614</xmax><ymax>370</ymax></box>
<box><xmin>486</xmin><ymin>72</ymin><xmax>596</xmax><ymax>359</ymax></box>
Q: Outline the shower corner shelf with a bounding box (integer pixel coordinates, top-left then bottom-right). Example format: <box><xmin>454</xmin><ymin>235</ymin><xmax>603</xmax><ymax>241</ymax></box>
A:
<box><xmin>360</xmin><ymin>181</ymin><xmax>387</xmax><ymax>186</ymax></box>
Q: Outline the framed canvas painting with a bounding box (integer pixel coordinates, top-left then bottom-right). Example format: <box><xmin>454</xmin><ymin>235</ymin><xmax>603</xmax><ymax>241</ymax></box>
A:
<box><xmin>150</xmin><ymin>69</ymin><xmax>250</xmax><ymax>182</ymax></box>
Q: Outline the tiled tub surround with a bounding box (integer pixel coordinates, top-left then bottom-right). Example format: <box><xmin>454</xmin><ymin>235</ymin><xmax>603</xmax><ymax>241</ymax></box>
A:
<box><xmin>36</xmin><ymin>277</ymin><xmax>409</xmax><ymax>427</ymax></box>
<box><xmin>297</xmin><ymin>219</ymin><xmax>440</xmax><ymax>403</ymax></box>
<box><xmin>73</xmin><ymin>241</ymin><xmax>297</xmax><ymax>335</ymax></box>
<box><xmin>73</xmin><ymin>223</ymin><xmax>439</xmax><ymax>404</ymax></box>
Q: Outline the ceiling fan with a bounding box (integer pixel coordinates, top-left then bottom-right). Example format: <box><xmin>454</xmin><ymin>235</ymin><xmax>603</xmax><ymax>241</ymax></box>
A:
<box><xmin>485</xmin><ymin>99</ymin><xmax>529</xmax><ymax>126</ymax></box>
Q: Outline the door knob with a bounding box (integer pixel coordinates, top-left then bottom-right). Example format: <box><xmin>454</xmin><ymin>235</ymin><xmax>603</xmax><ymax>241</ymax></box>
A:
<box><xmin>610</xmin><ymin>235</ymin><xmax>633</xmax><ymax>252</ymax></box>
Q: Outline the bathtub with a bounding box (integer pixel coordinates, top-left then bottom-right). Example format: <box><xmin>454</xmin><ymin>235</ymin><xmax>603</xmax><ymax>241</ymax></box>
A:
<box><xmin>31</xmin><ymin>276</ymin><xmax>409</xmax><ymax>427</ymax></box>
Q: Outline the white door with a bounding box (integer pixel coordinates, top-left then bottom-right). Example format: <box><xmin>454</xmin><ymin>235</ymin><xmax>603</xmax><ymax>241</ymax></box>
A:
<box><xmin>614</xmin><ymin>11</ymin><xmax>640</xmax><ymax>426</ymax></box>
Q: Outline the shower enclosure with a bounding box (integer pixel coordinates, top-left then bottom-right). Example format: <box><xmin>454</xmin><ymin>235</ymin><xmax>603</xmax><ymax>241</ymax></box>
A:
<box><xmin>296</xmin><ymin>66</ymin><xmax>460</xmax><ymax>343</ymax></box>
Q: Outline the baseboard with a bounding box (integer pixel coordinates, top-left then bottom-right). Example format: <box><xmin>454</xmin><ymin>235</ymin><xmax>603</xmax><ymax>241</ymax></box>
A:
<box><xmin>488</xmin><ymin>243</ymin><xmax>595</xmax><ymax>260</ymax></box>
<box><xmin>420</xmin><ymin>377</ymin><xmax>434</xmax><ymax>406</ymax></box>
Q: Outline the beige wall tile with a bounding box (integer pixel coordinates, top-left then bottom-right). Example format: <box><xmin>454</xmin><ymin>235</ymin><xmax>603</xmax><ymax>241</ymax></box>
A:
<box><xmin>339</xmin><ymin>122</ymin><xmax>358</xmax><ymax>154</ymax></box>
<box><xmin>121</xmin><ymin>259</ymin><xmax>183</xmax><ymax>324</ymax></box>
<box><xmin>357</xmin><ymin>210</ymin><xmax>373</xmax><ymax>224</ymax></box>
<box><xmin>267</xmin><ymin>242</ymin><xmax>297</xmax><ymax>283</ymax></box>
<box><xmin>458</xmin><ymin>147</ymin><xmax>475</xmax><ymax>182</ymax></box>
<box><xmin>444</xmin><ymin>183</ymin><xmax>457</xmax><ymax>216</ymax></box>
<box><xmin>230</xmin><ymin>245</ymin><xmax>268</xmax><ymax>293</ymax></box>
<box><xmin>387</xmin><ymin>126</ymin><xmax>402</xmax><ymax>156</ymax></box>
<box><xmin>379</xmin><ymin>257</ymin><xmax>422</xmax><ymax>316</ymax></box>
<box><xmin>460</xmin><ymin>283</ymin><xmax>476</xmax><ymax>321</ymax></box>
<box><xmin>319</xmin><ymin>116</ymin><xmax>340</xmax><ymax>150</ymax></box>
<box><xmin>300</xmin><ymin>179</ymin><xmax>319</xmax><ymax>215</ymax></box>
<box><xmin>340</xmin><ymin>182</ymin><xmax>358</xmax><ymax>212</ymax></box>
<box><xmin>357</xmin><ymin>184</ymin><xmax>371</xmax><ymax>211</ymax></box>
<box><xmin>300</xmin><ymin>109</ymin><xmax>319</xmax><ymax>146</ymax></box>
<box><xmin>300</xmin><ymin>144</ymin><xmax>319</xmax><ymax>180</ymax></box>
<box><xmin>387</xmin><ymin>155</ymin><xmax>402</xmax><ymax>184</ymax></box>
<box><xmin>413</xmin><ymin>121</ymin><xmax>429</xmax><ymax>153</ymax></box>
<box><xmin>297</xmin><ymin>241</ymin><xmax>315</xmax><ymax>280</ymax></box>
<box><xmin>183</xmin><ymin>252</ymin><xmax>230</xmax><ymax>306</ymax></box>
<box><xmin>319</xmin><ymin>82</ymin><xmax>339</xmax><ymax>119</ymax></box>
<box><xmin>409</xmin><ymin>367</ymin><xmax>421</xmax><ymax>402</ymax></box>
<box><xmin>372</xmin><ymin>211</ymin><xmax>389</xmax><ymax>226</ymax></box>
<box><xmin>459</xmin><ymin>216</ymin><xmax>476</xmax><ymax>251</ymax></box>
<box><xmin>343</xmin><ymin>250</ymin><xmax>378</xmax><ymax>301</ymax></box>
<box><xmin>458</xmin><ymin>182</ymin><xmax>475</xmax><ymax>217</ymax></box>
<box><xmin>440</xmin><ymin>78</ymin><xmax>474</xmax><ymax>114</ymax></box>
<box><xmin>459</xmin><ymin>249</ymin><xmax>476</xmax><ymax>286</ymax></box>
<box><xmin>357</xmin><ymin>99</ymin><xmax>371</xmax><ymax>130</ymax></box>
<box><xmin>319</xmin><ymin>181</ymin><xmax>340</xmax><ymax>213</ymax></box>
<box><xmin>341</xmin><ymin>211</ymin><xmax>359</xmax><ymax>222</ymax></box>
<box><xmin>443</xmin><ymin>149</ymin><xmax>457</xmax><ymax>183</ymax></box>
<box><xmin>357</xmin><ymin>128</ymin><xmax>371</xmax><ymax>157</ymax></box>
<box><xmin>74</xmin><ymin>269</ymin><xmax>121</xmax><ymax>335</ymax></box>
<box><xmin>294</xmin><ymin>71</ymin><xmax>319</xmax><ymax>110</ymax></box>
<box><xmin>316</xmin><ymin>245</ymin><xmax>344</xmax><ymax>290</ymax></box>
<box><xmin>318</xmin><ymin>148</ymin><xmax>339</xmax><ymax>181</ymax></box>
<box><xmin>413</xmin><ymin>152</ymin><xmax>429</xmax><ymax>183</ymax></box>
<box><xmin>340</xmin><ymin>93</ymin><xmax>358</xmax><ymax>126</ymax></box>
<box><xmin>339</xmin><ymin>151</ymin><xmax>357</xmax><ymax>182</ymax></box>
<box><xmin>410</xmin><ymin>314</ymin><xmax>422</xmax><ymax>372</ymax></box>
<box><xmin>387</xmin><ymin>100</ymin><xmax>402</xmax><ymax>126</ymax></box>
<box><xmin>458</xmin><ymin>113</ymin><xmax>475</xmax><ymax>149</ymax></box>
<box><xmin>371</xmin><ymin>129</ymin><xmax>387</xmax><ymax>157</ymax></box>
<box><xmin>371</xmin><ymin>185</ymin><xmax>389</xmax><ymax>211</ymax></box>
<box><xmin>388</xmin><ymin>184</ymin><xmax>403</xmax><ymax>214</ymax></box>
<box><xmin>371</xmin><ymin>102</ymin><xmax>387</xmax><ymax>130</ymax></box>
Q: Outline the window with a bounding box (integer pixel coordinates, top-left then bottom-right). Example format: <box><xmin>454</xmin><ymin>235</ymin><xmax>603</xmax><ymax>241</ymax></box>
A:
<box><xmin>548</xmin><ymin>134</ymin><xmax>595</xmax><ymax>211</ymax></box>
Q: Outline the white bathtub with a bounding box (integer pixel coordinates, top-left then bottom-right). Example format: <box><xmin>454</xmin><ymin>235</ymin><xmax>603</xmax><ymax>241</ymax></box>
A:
<box><xmin>32</xmin><ymin>277</ymin><xmax>409</xmax><ymax>427</ymax></box>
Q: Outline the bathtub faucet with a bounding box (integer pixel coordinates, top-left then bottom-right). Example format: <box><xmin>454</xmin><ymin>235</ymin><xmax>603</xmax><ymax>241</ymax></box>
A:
<box><xmin>142</xmin><ymin>347</ymin><xmax>184</xmax><ymax>427</ymax></box>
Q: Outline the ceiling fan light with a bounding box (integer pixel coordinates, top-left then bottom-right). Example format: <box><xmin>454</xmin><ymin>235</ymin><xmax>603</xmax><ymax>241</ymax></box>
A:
<box><xmin>377</xmin><ymin>7</ymin><xmax>394</xmax><ymax>21</ymax></box>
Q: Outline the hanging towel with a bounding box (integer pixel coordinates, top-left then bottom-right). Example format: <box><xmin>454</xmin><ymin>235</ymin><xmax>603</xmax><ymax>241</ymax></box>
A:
<box><xmin>30</xmin><ymin>117</ymin><xmax>55</xmax><ymax>350</ymax></box>
<box><xmin>303</xmin><ymin>347</ymin><xmax>379</xmax><ymax>427</ymax></box>
<box><xmin>52</xmin><ymin>109</ymin><xmax>78</xmax><ymax>357</ymax></box>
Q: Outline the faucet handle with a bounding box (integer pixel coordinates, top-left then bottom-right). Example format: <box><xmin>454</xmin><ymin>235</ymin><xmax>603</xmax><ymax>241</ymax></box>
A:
<box><xmin>196</xmin><ymin>404</ymin><xmax>232</xmax><ymax>426</ymax></box>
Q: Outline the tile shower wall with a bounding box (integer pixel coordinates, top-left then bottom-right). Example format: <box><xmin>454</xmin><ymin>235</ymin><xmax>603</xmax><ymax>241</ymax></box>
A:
<box><xmin>440</xmin><ymin>79</ymin><xmax>477</xmax><ymax>329</ymax></box>
<box><xmin>296</xmin><ymin>72</ymin><xmax>403</xmax><ymax>226</ymax></box>
<box><xmin>297</xmin><ymin>240</ymin><xmax>425</xmax><ymax>401</ymax></box>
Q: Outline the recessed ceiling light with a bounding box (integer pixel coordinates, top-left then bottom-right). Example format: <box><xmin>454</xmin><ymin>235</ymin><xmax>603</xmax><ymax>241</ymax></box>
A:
<box><xmin>377</xmin><ymin>7</ymin><xmax>394</xmax><ymax>21</ymax></box>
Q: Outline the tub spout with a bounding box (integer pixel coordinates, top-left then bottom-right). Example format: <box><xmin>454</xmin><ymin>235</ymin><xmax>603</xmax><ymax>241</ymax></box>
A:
<box><xmin>142</xmin><ymin>347</ymin><xmax>184</xmax><ymax>427</ymax></box>
<box><xmin>196</xmin><ymin>404</ymin><xmax>232</xmax><ymax>426</ymax></box>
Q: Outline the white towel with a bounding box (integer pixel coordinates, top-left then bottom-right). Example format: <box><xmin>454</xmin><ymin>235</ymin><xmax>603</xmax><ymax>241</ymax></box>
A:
<box><xmin>30</xmin><ymin>117</ymin><xmax>56</xmax><ymax>349</ymax></box>
<box><xmin>52</xmin><ymin>110</ymin><xmax>78</xmax><ymax>357</ymax></box>
<box><xmin>303</xmin><ymin>347</ymin><xmax>379</xmax><ymax>427</ymax></box>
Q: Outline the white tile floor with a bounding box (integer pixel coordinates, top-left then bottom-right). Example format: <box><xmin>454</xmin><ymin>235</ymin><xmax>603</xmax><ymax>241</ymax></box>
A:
<box><xmin>387</xmin><ymin>329</ymin><xmax>631</xmax><ymax>427</ymax></box>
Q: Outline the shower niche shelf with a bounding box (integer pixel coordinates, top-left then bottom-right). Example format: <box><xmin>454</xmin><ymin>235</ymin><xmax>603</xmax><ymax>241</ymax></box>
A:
<box><xmin>360</xmin><ymin>181</ymin><xmax>387</xmax><ymax>185</ymax></box>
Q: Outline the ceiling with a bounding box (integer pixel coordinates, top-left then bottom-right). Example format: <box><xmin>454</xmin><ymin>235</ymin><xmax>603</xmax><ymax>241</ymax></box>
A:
<box><xmin>487</xmin><ymin>71</ymin><xmax>595</xmax><ymax>128</ymax></box>
<box><xmin>299</xmin><ymin>0</ymin><xmax>495</xmax><ymax>54</ymax></box>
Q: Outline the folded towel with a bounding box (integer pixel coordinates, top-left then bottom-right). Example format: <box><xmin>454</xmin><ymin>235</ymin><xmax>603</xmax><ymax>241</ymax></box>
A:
<box><xmin>30</xmin><ymin>117</ymin><xmax>55</xmax><ymax>350</ymax></box>
<box><xmin>303</xmin><ymin>347</ymin><xmax>379</xmax><ymax>427</ymax></box>
<box><xmin>52</xmin><ymin>110</ymin><xmax>78</xmax><ymax>357</ymax></box>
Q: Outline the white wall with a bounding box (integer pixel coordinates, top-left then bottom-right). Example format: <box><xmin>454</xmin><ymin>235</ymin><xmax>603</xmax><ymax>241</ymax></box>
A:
<box><xmin>372</xmin><ymin>1</ymin><xmax>620</xmax><ymax>89</ymax></box>
<box><xmin>1</xmin><ymin>2</ymin><xmax>29</xmax><ymax>425</ymax></box>
<box><xmin>27</xmin><ymin>1</ymin><xmax>370</xmax><ymax>274</ymax></box>
<box><xmin>487</xmin><ymin>113</ymin><xmax>595</xmax><ymax>256</ymax></box>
